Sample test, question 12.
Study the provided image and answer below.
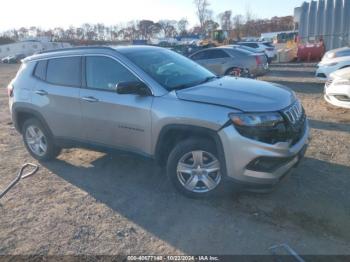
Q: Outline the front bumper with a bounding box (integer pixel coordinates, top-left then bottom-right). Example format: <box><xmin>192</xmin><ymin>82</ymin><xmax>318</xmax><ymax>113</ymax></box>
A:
<box><xmin>324</xmin><ymin>94</ymin><xmax>350</xmax><ymax>109</ymax></box>
<box><xmin>218</xmin><ymin>120</ymin><xmax>309</xmax><ymax>186</ymax></box>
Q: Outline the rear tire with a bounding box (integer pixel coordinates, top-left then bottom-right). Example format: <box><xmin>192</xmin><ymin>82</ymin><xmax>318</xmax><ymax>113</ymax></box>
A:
<box><xmin>166</xmin><ymin>138</ymin><xmax>223</xmax><ymax>198</ymax></box>
<box><xmin>22</xmin><ymin>118</ymin><xmax>61</xmax><ymax>161</ymax></box>
<box><xmin>225</xmin><ymin>67</ymin><xmax>242</xmax><ymax>77</ymax></box>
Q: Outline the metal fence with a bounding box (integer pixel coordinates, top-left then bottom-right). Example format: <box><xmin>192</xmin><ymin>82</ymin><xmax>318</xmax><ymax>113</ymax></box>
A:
<box><xmin>295</xmin><ymin>0</ymin><xmax>350</xmax><ymax>50</ymax></box>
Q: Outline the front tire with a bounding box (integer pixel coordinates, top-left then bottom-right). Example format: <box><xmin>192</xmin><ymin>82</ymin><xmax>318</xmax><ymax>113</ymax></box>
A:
<box><xmin>166</xmin><ymin>139</ymin><xmax>223</xmax><ymax>198</ymax></box>
<box><xmin>22</xmin><ymin>118</ymin><xmax>61</xmax><ymax>161</ymax></box>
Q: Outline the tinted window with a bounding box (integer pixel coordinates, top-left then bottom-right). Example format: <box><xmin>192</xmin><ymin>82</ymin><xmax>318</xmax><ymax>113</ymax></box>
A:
<box><xmin>123</xmin><ymin>49</ymin><xmax>215</xmax><ymax>90</ymax></box>
<box><xmin>34</xmin><ymin>60</ymin><xmax>47</xmax><ymax>81</ymax></box>
<box><xmin>47</xmin><ymin>57</ymin><xmax>81</xmax><ymax>86</ymax></box>
<box><xmin>227</xmin><ymin>48</ymin><xmax>252</xmax><ymax>56</ymax></box>
<box><xmin>86</xmin><ymin>56</ymin><xmax>138</xmax><ymax>91</ymax></box>
<box><xmin>191</xmin><ymin>51</ymin><xmax>206</xmax><ymax>60</ymax></box>
<box><xmin>338</xmin><ymin>50</ymin><xmax>350</xmax><ymax>57</ymax></box>
<box><xmin>204</xmin><ymin>49</ymin><xmax>230</xmax><ymax>59</ymax></box>
<box><xmin>241</xmin><ymin>43</ymin><xmax>259</xmax><ymax>48</ymax></box>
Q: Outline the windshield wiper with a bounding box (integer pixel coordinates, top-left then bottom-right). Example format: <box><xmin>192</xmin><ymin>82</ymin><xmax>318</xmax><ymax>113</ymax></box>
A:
<box><xmin>197</xmin><ymin>76</ymin><xmax>221</xmax><ymax>85</ymax></box>
<box><xmin>171</xmin><ymin>76</ymin><xmax>220</xmax><ymax>91</ymax></box>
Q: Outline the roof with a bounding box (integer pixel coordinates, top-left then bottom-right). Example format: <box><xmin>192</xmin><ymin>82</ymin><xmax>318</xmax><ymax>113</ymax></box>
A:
<box><xmin>23</xmin><ymin>45</ymin><xmax>164</xmax><ymax>62</ymax></box>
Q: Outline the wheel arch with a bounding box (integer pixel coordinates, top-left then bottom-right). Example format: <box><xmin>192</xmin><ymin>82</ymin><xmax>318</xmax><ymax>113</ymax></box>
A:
<box><xmin>12</xmin><ymin>106</ymin><xmax>53</xmax><ymax>137</ymax></box>
<box><xmin>154</xmin><ymin>124</ymin><xmax>227</xmax><ymax>176</ymax></box>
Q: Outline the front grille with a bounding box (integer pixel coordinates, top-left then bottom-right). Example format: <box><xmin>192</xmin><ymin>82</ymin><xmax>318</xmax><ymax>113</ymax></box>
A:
<box><xmin>281</xmin><ymin>101</ymin><xmax>307</xmax><ymax>145</ymax></box>
<box><xmin>283</xmin><ymin>100</ymin><xmax>303</xmax><ymax>124</ymax></box>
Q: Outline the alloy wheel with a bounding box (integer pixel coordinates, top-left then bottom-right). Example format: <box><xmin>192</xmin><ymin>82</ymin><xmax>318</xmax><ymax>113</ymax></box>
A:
<box><xmin>176</xmin><ymin>150</ymin><xmax>221</xmax><ymax>193</ymax></box>
<box><xmin>25</xmin><ymin>125</ymin><xmax>48</xmax><ymax>157</ymax></box>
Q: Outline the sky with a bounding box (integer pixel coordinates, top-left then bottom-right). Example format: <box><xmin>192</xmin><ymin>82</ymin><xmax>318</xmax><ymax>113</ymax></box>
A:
<box><xmin>0</xmin><ymin>0</ymin><xmax>305</xmax><ymax>31</ymax></box>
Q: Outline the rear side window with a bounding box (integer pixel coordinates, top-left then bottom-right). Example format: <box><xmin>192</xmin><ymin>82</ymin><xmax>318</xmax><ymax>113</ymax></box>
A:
<box><xmin>33</xmin><ymin>60</ymin><xmax>47</xmax><ymax>81</ymax></box>
<box><xmin>46</xmin><ymin>57</ymin><xmax>81</xmax><ymax>87</ymax></box>
<box><xmin>191</xmin><ymin>51</ymin><xmax>206</xmax><ymax>60</ymax></box>
<box><xmin>85</xmin><ymin>56</ymin><xmax>138</xmax><ymax>91</ymax></box>
<box><xmin>227</xmin><ymin>48</ymin><xmax>252</xmax><ymax>56</ymax></box>
<box><xmin>241</xmin><ymin>43</ymin><xmax>259</xmax><ymax>48</ymax></box>
<box><xmin>206</xmin><ymin>49</ymin><xmax>230</xmax><ymax>59</ymax></box>
<box><xmin>193</xmin><ymin>49</ymin><xmax>229</xmax><ymax>60</ymax></box>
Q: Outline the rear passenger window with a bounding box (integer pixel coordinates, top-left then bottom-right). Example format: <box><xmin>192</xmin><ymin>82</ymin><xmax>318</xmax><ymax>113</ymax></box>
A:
<box><xmin>85</xmin><ymin>56</ymin><xmax>138</xmax><ymax>91</ymax></box>
<box><xmin>46</xmin><ymin>57</ymin><xmax>81</xmax><ymax>86</ymax></box>
<box><xmin>207</xmin><ymin>50</ymin><xmax>230</xmax><ymax>59</ymax></box>
<box><xmin>242</xmin><ymin>43</ymin><xmax>259</xmax><ymax>48</ymax></box>
<box><xmin>191</xmin><ymin>51</ymin><xmax>206</xmax><ymax>60</ymax></box>
<box><xmin>34</xmin><ymin>60</ymin><xmax>47</xmax><ymax>81</ymax></box>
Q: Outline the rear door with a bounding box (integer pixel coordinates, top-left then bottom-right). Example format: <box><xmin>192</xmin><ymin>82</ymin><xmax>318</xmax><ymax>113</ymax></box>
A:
<box><xmin>32</xmin><ymin>57</ymin><xmax>82</xmax><ymax>139</ymax></box>
<box><xmin>80</xmin><ymin>55</ymin><xmax>153</xmax><ymax>154</ymax></box>
<box><xmin>191</xmin><ymin>49</ymin><xmax>230</xmax><ymax>75</ymax></box>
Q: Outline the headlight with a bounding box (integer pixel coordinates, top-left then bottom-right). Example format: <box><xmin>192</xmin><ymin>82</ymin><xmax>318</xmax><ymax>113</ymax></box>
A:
<box><xmin>229</xmin><ymin>112</ymin><xmax>284</xmax><ymax>127</ymax></box>
<box><xmin>333</xmin><ymin>79</ymin><xmax>350</xmax><ymax>86</ymax></box>
<box><xmin>323</xmin><ymin>62</ymin><xmax>338</xmax><ymax>67</ymax></box>
<box><xmin>326</xmin><ymin>53</ymin><xmax>336</xmax><ymax>59</ymax></box>
<box><xmin>229</xmin><ymin>112</ymin><xmax>287</xmax><ymax>144</ymax></box>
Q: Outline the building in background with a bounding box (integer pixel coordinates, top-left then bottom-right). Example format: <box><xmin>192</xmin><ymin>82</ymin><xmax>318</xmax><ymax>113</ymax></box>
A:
<box><xmin>294</xmin><ymin>0</ymin><xmax>350</xmax><ymax>50</ymax></box>
<box><xmin>0</xmin><ymin>38</ymin><xmax>71</xmax><ymax>59</ymax></box>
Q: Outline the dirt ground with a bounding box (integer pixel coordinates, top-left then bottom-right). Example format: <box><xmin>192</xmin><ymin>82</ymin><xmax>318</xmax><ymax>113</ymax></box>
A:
<box><xmin>0</xmin><ymin>62</ymin><xmax>349</xmax><ymax>255</ymax></box>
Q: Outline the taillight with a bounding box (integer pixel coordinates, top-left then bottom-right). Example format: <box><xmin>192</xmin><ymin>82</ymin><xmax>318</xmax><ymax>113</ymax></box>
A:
<box><xmin>7</xmin><ymin>84</ymin><xmax>14</xmax><ymax>97</ymax></box>
<box><xmin>255</xmin><ymin>56</ymin><xmax>262</xmax><ymax>65</ymax></box>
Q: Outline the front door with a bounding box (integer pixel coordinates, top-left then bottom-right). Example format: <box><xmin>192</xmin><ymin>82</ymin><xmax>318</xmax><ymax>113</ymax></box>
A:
<box><xmin>80</xmin><ymin>56</ymin><xmax>153</xmax><ymax>155</ymax></box>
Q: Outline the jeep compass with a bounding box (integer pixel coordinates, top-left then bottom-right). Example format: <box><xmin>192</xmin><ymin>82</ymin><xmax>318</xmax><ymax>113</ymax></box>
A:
<box><xmin>8</xmin><ymin>46</ymin><xmax>309</xmax><ymax>197</ymax></box>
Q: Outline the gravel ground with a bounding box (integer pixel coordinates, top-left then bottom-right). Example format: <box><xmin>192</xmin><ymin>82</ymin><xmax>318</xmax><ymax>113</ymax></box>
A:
<box><xmin>0</xmin><ymin>62</ymin><xmax>349</xmax><ymax>255</ymax></box>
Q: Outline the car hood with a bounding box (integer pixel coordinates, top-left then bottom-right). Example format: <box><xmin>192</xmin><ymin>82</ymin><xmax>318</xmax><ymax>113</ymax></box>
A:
<box><xmin>176</xmin><ymin>76</ymin><xmax>296</xmax><ymax>112</ymax></box>
<box><xmin>330</xmin><ymin>67</ymin><xmax>350</xmax><ymax>80</ymax></box>
<box><xmin>319</xmin><ymin>55</ymin><xmax>350</xmax><ymax>65</ymax></box>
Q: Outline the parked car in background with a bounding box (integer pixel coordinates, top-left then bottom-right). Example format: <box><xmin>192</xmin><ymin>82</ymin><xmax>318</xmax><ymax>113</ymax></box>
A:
<box><xmin>8</xmin><ymin>46</ymin><xmax>308</xmax><ymax>197</ymax></box>
<box><xmin>189</xmin><ymin>47</ymin><xmax>268</xmax><ymax>77</ymax></box>
<box><xmin>237</xmin><ymin>41</ymin><xmax>277</xmax><ymax>62</ymax></box>
<box><xmin>316</xmin><ymin>55</ymin><xmax>350</xmax><ymax>80</ymax></box>
<box><xmin>1</xmin><ymin>56</ymin><xmax>12</xmax><ymax>63</ymax></box>
<box><xmin>321</xmin><ymin>46</ymin><xmax>350</xmax><ymax>62</ymax></box>
<box><xmin>227</xmin><ymin>44</ymin><xmax>266</xmax><ymax>56</ymax></box>
<box><xmin>324</xmin><ymin>67</ymin><xmax>350</xmax><ymax>109</ymax></box>
<box><xmin>1</xmin><ymin>54</ymin><xmax>26</xmax><ymax>64</ymax></box>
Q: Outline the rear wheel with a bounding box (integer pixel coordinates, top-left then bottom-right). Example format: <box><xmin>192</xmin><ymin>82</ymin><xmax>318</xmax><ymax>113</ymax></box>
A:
<box><xmin>225</xmin><ymin>67</ymin><xmax>242</xmax><ymax>77</ymax></box>
<box><xmin>166</xmin><ymin>139</ymin><xmax>223</xmax><ymax>197</ymax></box>
<box><xmin>22</xmin><ymin>118</ymin><xmax>61</xmax><ymax>161</ymax></box>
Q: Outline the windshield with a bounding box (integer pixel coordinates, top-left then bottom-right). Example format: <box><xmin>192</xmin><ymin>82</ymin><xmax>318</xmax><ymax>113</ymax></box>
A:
<box><xmin>123</xmin><ymin>49</ymin><xmax>215</xmax><ymax>90</ymax></box>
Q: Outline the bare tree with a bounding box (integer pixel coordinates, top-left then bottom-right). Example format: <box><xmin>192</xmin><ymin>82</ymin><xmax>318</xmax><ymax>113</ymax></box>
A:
<box><xmin>203</xmin><ymin>19</ymin><xmax>219</xmax><ymax>36</ymax></box>
<box><xmin>138</xmin><ymin>20</ymin><xmax>160</xmax><ymax>40</ymax></box>
<box><xmin>193</xmin><ymin>0</ymin><xmax>212</xmax><ymax>33</ymax></box>
<box><xmin>218</xmin><ymin>10</ymin><xmax>232</xmax><ymax>31</ymax></box>
<box><xmin>232</xmin><ymin>15</ymin><xmax>244</xmax><ymax>40</ymax></box>
<box><xmin>158</xmin><ymin>20</ymin><xmax>178</xmax><ymax>38</ymax></box>
<box><xmin>244</xmin><ymin>5</ymin><xmax>256</xmax><ymax>36</ymax></box>
<box><xmin>177</xmin><ymin>18</ymin><xmax>189</xmax><ymax>36</ymax></box>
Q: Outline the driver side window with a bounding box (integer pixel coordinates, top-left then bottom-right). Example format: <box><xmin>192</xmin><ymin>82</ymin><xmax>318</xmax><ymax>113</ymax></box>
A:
<box><xmin>85</xmin><ymin>56</ymin><xmax>138</xmax><ymax>91</ymax></box>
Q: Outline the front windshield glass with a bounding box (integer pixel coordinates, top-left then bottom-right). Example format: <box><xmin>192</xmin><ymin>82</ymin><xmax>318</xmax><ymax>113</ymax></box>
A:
<box><xmin>123</xmin><ymin>49</ymin><xmax>215</xmax><ymax>90</ymax></box>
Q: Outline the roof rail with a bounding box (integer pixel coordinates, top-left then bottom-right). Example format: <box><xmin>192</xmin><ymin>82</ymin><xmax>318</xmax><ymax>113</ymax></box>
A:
<box><xmin>38</xmin><ymin>45</ymin><xmax>115</xmax><ymax>55</ymax></box>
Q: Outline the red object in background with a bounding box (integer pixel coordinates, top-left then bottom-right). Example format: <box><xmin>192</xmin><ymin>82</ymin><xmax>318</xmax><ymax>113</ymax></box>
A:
<box><xmin>297</xmin><ymin>41</ymin><xmax>325</xmax><ymax>62</ymax></box>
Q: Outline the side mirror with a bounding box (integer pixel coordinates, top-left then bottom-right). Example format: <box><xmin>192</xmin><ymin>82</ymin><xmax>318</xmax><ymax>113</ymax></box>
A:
<box><xmin>116</xmin><ymin>81</ymin><xmax>151</xmax><ymax>96</ymax></box>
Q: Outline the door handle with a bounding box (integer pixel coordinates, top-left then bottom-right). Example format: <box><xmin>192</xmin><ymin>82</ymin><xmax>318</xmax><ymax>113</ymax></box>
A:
<box><xmin>81</xmin><ymin>96</ymin><xmax>99</xmax><ymax>103</ymax></box>
<box><xmin>35</xmin><ymin>90</ymin><xmax>48</xmax><ymax>96</ymax></box>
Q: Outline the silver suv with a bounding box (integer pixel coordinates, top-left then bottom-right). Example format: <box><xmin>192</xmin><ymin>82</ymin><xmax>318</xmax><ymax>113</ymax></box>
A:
<box><xmin>8</xmin><ymin>46</ymin><xmax>309</xmax><ymax>197</ymax></box>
